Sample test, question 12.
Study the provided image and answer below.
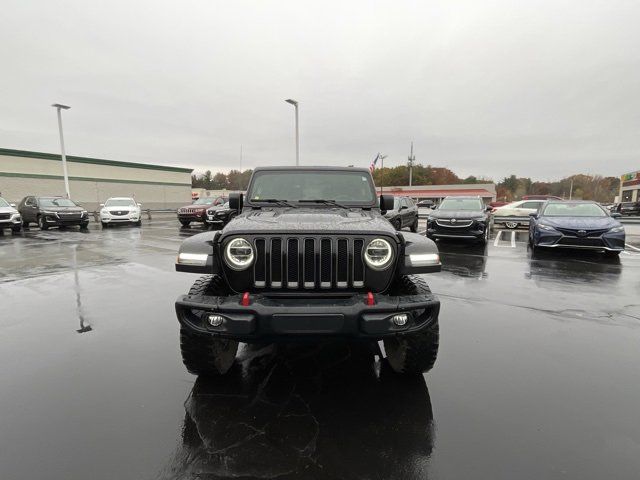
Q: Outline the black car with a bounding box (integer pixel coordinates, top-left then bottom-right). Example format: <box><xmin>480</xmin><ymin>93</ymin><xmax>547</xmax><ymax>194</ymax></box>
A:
<box><xmin>529</xmin><ymin>201</ymin><xmax>625</xmax><ymax>255</ymax></box>
<box><xmin>205</xmin><ymin>201</ymin><xmax>236</xmax><ymax>229</ymax></box>
<box><xmin>174</xmin><ymin>166</ymin><xmax>442</xmax><ymax>376</ymax></box>
<box><xmin>425</xmin><ymin>196</ymin><xmax>491</xmax><ymax>244</ymax></box>
<box><xmin>618</xmin><ymin>201</ymin><xmax>640</xmax><ymax>216</ymax></box>
<box><xmin>384</xmin><ymin>196</ymin><xmax>419</xmax><ymax>232</ymax></box>
<box><xmin>18</xmin><ymin>196</ymin><xmax>89</xmax><ymax>230</ymax></box>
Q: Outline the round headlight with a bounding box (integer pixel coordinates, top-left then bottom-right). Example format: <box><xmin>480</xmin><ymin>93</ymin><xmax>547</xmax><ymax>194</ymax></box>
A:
<box><xmin>224</xmin><ymin>238</ymin><xmax>254</xmax><ymax>270</ymax></box>
<box><xmin>364</xmin><ymin>238</ymin><xmax>394</xmax><ymax>270</ymax></box>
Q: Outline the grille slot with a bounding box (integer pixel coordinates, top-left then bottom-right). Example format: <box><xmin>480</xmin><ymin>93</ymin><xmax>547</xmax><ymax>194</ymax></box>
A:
<box><xmin>320</xmin><ymin>239</ymin><xmax>332</xmax><ymax>288</ymax></box>
<box><xmin>336</xmin><ymin>239</ymin><xmax>348</xmax><ymax>288</ymax></box>
<box><xmin>304</xmin><ymin>239</ymin><xmax>315</xmax><ymax>288</ymax></box>
<box><xmin>271</xmin><ymin>238</ymin><xmax>282</xmax><ymax>287</ymax></box>
<box><xmin>287</xmin><ymin>239</ymin><xmax>299</xmax><ymax>288</ymax></box>
<box><xmin>353</xmin><ymin>239</ymin><xmax>364</xmax><ymax>287</ymax></box>
<box><xmin>254</xmin><ymin>239</ymin><xmax>266</xmax><ymax>287</ymax></box>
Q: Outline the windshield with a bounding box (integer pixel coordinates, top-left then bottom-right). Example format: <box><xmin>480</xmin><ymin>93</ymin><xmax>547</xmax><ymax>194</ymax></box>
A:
<box><xmin>193</xmin><ymin>198</ymin><xmax>215</xmax><ymax>205</ymax></box>
<box><xmin>248</xmin><ymin>170</ymin><xmax>376</xmax><ymax>204</ymax></box>
<box><xmin>39</xmin><ymin>198</ymin><xmax>77</xmax><ymax>208</ymax></box>
<box><xmin>438</xmin><ymin>198</ymin><xmax>483</xmax><ymax>211</ymax></box>
<box><xmin>0</xmin><ymin>198</ymin><xmax>9</xmax><ymax>207</ymax></box>
<box><xmin>105</xmin><ymin>198</ymin><xmax>136</xmax><ymax>207</ymax></box>
<box><xmin>542</xmin><ymin>203</ymin><xmax>607</xmax><ymax>217</ymax></box>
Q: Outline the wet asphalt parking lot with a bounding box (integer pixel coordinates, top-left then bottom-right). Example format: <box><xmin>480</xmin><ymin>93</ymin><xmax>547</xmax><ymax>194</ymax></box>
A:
<box><xmin>1</xmin><ymin>218</ymin><xmax>640</xmax><ymax>480</ymax></box>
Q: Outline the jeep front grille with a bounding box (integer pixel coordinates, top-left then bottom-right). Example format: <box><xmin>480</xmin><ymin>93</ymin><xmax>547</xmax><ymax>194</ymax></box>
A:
<box><xmin>252</xmin><ymin>236</ymin><xmax>365</xmax><ymax>290</ymax></box>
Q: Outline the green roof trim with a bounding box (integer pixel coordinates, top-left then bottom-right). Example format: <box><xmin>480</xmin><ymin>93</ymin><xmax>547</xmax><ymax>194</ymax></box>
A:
<box><xmin>0</xmin><ymin>171</ymin><xmax>191</xmax><ymax>187</ymax></box>
<box><xmin>0</xmin><ymin>147</ymin><xmax>193</xmax><ymax>173</ymax></box>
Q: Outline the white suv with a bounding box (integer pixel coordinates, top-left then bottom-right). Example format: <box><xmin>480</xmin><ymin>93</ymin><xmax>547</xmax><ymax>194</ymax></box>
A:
<box><xmin>0</xmin><ymin>197</ymin><xmax>22</xmax><ymax>233</ymax></box>
<box><xmin>100</xmin><ymin>197</ymin><xmax>142</xmax><ymax>227</ymax></box>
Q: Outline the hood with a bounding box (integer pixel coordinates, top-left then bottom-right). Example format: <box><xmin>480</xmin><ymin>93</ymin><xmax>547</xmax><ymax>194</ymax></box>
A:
<box><xmin>207</xmin><ymin>204</ymin><xmax>230</xmax><ymax>212</ymax></box>
<box><xmin>0</xmin><ymin>205</ymin><xmax>18</xmax><ymax>214</ymax></box>
<box><xmin>105</xmin><ymin>205</ymin><xmax>135</xmax><ymax>212</ymax></box>
<box><xmin>540</xmin><ymin>216</ymin><xmax>619</xmax><ymax>230</ymax></box>
<box><xmin>42</xmin><ymin>205</ymin><xmax>84</xmax><ymax>213</ymax></box>
<box><xmin>181</xmin><ymin>204</ymin><xmax>209</xmax><ymax>210</ymax></box>
<box><xmin>222</xmin><ymin>208</ymin><xmax>397</xmax><ymax>235</ymax></box>
<box><xmin>428</xmin><ymin>209</ymin><xmax>485</xmax><ymax>220</ymax></box>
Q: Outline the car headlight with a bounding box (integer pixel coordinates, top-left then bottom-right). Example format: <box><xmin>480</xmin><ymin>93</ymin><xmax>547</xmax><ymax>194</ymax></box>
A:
<box><xmin>364</xmin><ymin>238</ymin><xmax>394</xmax><ymax>270</ymax></box>
<box><xmin>537</xmin><ymin>223</ymin><xmax>557</xmax><ymax>231</ymax></box>
<box><xmin>224</xmin><ymin>238</ymin><xmax>254</xmax><ymax>270</ymax></box>
<box><xmin>608</xmin><ymin>226</ymin><xmax>625</xmax><ymax>233</ymax></box>
<box><xmin>11</xmin><ymin>213</ymin><xmax>21</xmax><ymax>220</ymax></box>
<box><xmin>42</xmin><ymin>210</ymin><xmax>57</xmax><ymax>215</ymax></box>
<box><xmin>472</xmin><ymin>216</ymin><xmax>487</xmax><ymax>222</ymax></box>
<box><xmin>81</xmin><ymin>210</ymin><xmax>88</xmax><ymax>216</ymax></box>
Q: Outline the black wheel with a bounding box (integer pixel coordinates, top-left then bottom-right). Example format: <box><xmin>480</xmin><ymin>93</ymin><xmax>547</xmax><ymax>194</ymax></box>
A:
<box><xmin>383</xmin><ymin>276</ymin><xmax>439</xmax><ymax>375</ymax></box>
<box><xmin>11</xmin><ymin>225</ymin><xmax>21</xmax><ymax>233</ymax></box>
<box><xmin>180</xmin><ymin>220</ymin><xmax>190</xmax><ymax>227</ymax></box>
<box><xmin>410</xmin><ymin>217</ymin><xmax>419</xmax><ymax>233</ymax></box>
<box><xmin>80</xmin><ymin>222</ymin><xmax>89</xmax><ymax>230</ymax></box>
<box><xmin>22</xmin><ymin>220</ymin><xmax>29</xmax><ymax>228</ymax></box>
<box><xmin>180</xmin><ymin>275</ymin><xmax>239</xmax><ymax>376</ymax></box>
<box><xmin>101</xmin><ymin>222</ymin><xmax>108</xmax><ymax>228</ymax></box>
<box><xmin>392</xmin><ymin>218</ymin><xmax>402</xmax><ymax>231</ymax></box>
<box><xmin>38</xmin><ymin>216</ymin><xmax>48</xmax><ymax>230</ymax></box>
<box><xmin>135</xmin><ymin>220</ymin><xmax>142</xmax><ymax>227</ymax></box>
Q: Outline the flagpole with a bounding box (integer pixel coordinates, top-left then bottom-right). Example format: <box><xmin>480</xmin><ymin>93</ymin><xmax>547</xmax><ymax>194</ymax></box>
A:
<box><xmin>379</xmin><ymin>155</ymin><xmax>383</xmax><ymax>196</ymax></box>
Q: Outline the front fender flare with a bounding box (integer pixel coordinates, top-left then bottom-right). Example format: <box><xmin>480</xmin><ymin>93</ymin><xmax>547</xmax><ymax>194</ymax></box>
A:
<box><xmin>397</xmin><ymin>232</ymin><xmax>441</xmax><ymax>274</ymax></box>
<box><xmin>175</xmin><ymin>231</ymin><xmax>221</xmax><ymax>274</ymax></box>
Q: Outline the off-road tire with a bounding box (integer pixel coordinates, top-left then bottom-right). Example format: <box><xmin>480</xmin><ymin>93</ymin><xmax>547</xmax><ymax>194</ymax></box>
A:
<box><xmin>180</xmin><ymin>220</ymin><xmax>190</xmax><ymax>227</ymax></box>
<box><xmin>410</xmin><ymin>218</ymin><xmax>419</xmax><ymax>233</ymax></box>
<box><xmin>11</xmin><ymin>225</ymin><xmax>21</xmax><ymax>233</ymax></box>
<box><xmin>392</xmin><ymin>218</ymin><xmax>402</xmax><ymax>231</ymax></box>
<box><xmin>180</xmin><ymin>275</ymin><xmax>239</xmax><ymax>376</ymax></box>
<box><xmin>384</xmin><ymin>275</ymin><xmax>439</xmax><ymax>375</ymax></box>
<box><xmin>38</xmin><ymin>215</ymin><xmax>48</xmax><ymax>230</ymax></box>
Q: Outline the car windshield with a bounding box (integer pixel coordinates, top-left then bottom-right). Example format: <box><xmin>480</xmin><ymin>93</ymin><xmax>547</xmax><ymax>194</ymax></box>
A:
<box><xmin>248</xmin><ymin>170</ymin><xmax>376</xmax><ymax>204</ymax></box>
<box><xmin>105</xmin><ymin>199</ymin><xmax>136</xmax><ymax>207</ymax></box>
<box><xmin>542</xmin><ymin>203</ymin><xmax>607</xmax><ymax>217</ymax></box>
<box><xmin>39</xmin><ymin>198</ymin><xmax>77</xmax><ymax>207</ymax></box>
<box><xmin>0</xmin><ymin>198</ymin><xmax>10</xmax><ymax>207</ymax></box>
<box><xmin>438</xmin><ymin>198</ymin><xmax>483</xmax><ymax>211</ymax></box>
<box><xmin>193</xmin><ymin>198</ymin><xmax>215</xmax><ymax>205</ymax></box>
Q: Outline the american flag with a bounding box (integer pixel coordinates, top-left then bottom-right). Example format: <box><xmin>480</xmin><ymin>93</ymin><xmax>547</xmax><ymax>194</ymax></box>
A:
<box><xmin>369</xmin><ymin>153</ymin><xmax>380</xmax><ymax>173</ymax></box>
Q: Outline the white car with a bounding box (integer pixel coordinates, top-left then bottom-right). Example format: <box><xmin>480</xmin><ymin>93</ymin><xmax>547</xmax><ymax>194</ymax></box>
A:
<box><xmin>0</xmin><ymin>197</ymin><xmax>22</xmax><ymax>233</ymax></box>
<box><xmin>492</xmin><ymin>199</ymin><xmax>547</xmax><ymax>229</ymax></box>
<box><xmin>100</xmin><ymin>197</ymin><xmax>142</xmax><ymax>227</ymax></box>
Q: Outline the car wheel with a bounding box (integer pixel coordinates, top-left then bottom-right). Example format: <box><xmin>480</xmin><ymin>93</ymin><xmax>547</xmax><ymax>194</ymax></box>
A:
<box><xmin>180</xmin><ymin>275</ymin><xmax>239</xmax><ymax>376</ymax></box>
<box><xmin>383</xmin><ymin>276</ymin><xmax>439</xmax><ymax>375</ymax></box>
<box><xmin>22</xmin><ymin>220</ymin><xmax>29</xmax><ymax>228</ymax></box>
<box><xmin>392</xmin><ymin>218</ymin><xmax>402</xmax><ymax>231</ymax></box>
<box><xmin>410</xmin><ymin>217</ymin><xmax>419</xmax><ymax>233</ymax></box>
<box><xmin>11</xmin><ymin>225</ymin><xmax>21</xmax><ymax>233</ymax></box>
<box><xmin>505</xmin><ymin>221</ymin><xmax>518</xmax><ymax>229</ymax></box>
<box><xmin>180</xmin><ymin>220</ymin><xmax>190</xmax><ymax>227</ymax></box>
<box><xmin>80</xmin><ymin>222</ymin><xmax>89</xmax><ymax>230</ymax></box>
<box><xmin>135</xmin><ymin>220</ymin><xmax>142</xmax><ymax>227</ymax></box>
<box><xmin>38</xmin><ymin>216</ymin><xmax>48</xmax><ymax>230</ymax></box>
<box><xmin>605</xmin><ymin>250</ymin><xmax>621</xmax><ymax>257</ymax></box>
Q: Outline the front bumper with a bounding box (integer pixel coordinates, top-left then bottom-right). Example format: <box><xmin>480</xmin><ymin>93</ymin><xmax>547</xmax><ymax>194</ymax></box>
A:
<box><xmin>101</xmin><ymin>213</ymin><xmax>139</xmax><ymax>223</ymax></box>
<box><xmin>534</xmin><ymin>229</ymin><xmax>625</xmax><ymax>251</ymax></box>
<box><xmin>178</xmin><ymin>213</ymin><xmax>206</xmax><ymax>222</ymax></box>
<box><xmin>492</xmin><ymin>215</ymin><xmax>530</xmax><ymax>226</ymax></box>
<box><xmin>175</xmin><ymin>291</ymin><xmax>440</xmax><ymax>342</ymax></box>
<box><xmin>0</xmin><ymin>215</ymin><xmax>21</xmax><ymax>227</ymax></box>
<box><xmin>42</xmin><ymin>213</ymin><xmax>88</xmax><ymax>226</ymax></box>
<box><xmin>427</xmin><ymin>220</ymin><xmax>487</xmax><ymax>240</ymax></box>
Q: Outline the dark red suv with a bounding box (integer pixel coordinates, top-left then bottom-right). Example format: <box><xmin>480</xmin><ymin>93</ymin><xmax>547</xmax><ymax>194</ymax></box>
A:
<box><xmin>177</xmin><ymin>197</ymin><xmax>225</xmax><ymax>227</ymax></box>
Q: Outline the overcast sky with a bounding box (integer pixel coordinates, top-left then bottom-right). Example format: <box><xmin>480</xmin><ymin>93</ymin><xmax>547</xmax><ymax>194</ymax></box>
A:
<box><xmin>1</xmin><ymin>0</ymin><xmax>639</xmax><ymax>180</ymax></box>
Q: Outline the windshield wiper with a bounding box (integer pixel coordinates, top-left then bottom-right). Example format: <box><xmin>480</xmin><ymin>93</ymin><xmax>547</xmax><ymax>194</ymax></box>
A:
<box><xmin>298</xmin><ymin>199</ymin><xmax>349</xmax><ymax>209</ymax></box>
<box><xmin>249</xmin><ymin>198</ymin><xmax>297</xmax><ymax>208</ymax></box>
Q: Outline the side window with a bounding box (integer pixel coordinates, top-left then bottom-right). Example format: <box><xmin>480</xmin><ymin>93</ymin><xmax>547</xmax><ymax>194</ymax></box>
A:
<box><xmin>400</xmin><ymin>198</ymin><xmax>408</xmax><ymax>208</ymax></box>
<box><xmin>520</xmin><ymin>201</ymin><xmax>541</xmax><ymax>209</ymax></box>
<box><xmin>25</xmin><ymin>197</ymin><xmax>34</xmax><ymax>206</ymax></box>
<box><xmin>406</xmin><ymin>198</ymin><xmax>414</xmax><ymax>207</ymax></box>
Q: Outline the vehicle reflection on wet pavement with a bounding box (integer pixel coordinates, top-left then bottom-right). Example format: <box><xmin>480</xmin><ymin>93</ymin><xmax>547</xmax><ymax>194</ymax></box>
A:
<box><xmin>1</xmin><ymin>220</ymin><xmax>640</xmax><ymax>479</ymax></box>
<box><xmin>159</xmin><ymin>343</ymin><xmax>433</xmax><ymax>479</ymax></box>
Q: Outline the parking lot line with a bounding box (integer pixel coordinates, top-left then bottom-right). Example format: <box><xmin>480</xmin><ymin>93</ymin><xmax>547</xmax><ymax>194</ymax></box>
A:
<box><xmin>625</xmin><ymin>243</ymin><xmax>640</xmax><ymax>252</ymax></box>
<box><xmin>493</xmin><ymin>229</ymin><xmax>503</xmax><ymax>247</ymax></box>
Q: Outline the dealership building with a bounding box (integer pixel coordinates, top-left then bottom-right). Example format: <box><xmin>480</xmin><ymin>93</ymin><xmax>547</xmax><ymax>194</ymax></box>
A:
<box><xmin>382</xmin><ymin>183</ymin><xmax>497</xmax><ymax>203</ymax></box>
<box><xmin>0</xmin><ymin>148</ymin><xmax>193</xmax><ymax>211</ymax></box>
<box><xmin>620</xmin><ymin>170</ymin><xmax>639</xmax><ymax>202</ymax></box>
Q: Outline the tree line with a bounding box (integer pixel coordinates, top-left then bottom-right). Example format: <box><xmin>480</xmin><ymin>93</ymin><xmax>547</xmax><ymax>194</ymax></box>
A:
<box><xmin>192</xmin><ymin>164</ymin><xmax>621</xmax><ymax>202</ymax></box>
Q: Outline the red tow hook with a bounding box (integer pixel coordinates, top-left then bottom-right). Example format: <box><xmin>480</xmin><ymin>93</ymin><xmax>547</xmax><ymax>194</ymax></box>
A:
<box><xmin>241</xmin><ymin>292</ymin><xmax>250</xmax><ymax>306</ymax></box>
<box><xmin>366</xmin><ymin>292</ymin><xmax>375</xmax><ymax>306</ymax></box>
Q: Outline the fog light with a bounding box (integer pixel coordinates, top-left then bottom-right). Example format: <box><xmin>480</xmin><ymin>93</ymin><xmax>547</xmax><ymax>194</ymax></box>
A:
<box><xmin>208</xmin><ymin>314</ymin><xmax>224</xmax><ymax>327</ymax></box>
<box><xmin>391</xmin><ymin>313</ymin><xmax>408</xmax><ymax>326</ymax></box>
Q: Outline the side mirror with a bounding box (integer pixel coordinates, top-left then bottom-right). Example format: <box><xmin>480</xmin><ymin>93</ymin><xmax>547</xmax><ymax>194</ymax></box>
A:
<box><xmin>430</xmin><ymin>205</ymin><xmax>437</xmax><ymax>210</ymax></box>
<box><xmin>611</xmin><ymin>212</ymin><xmax>622</xmax><ymax>219</ymax></box>
<box><xmin>379</xmin><ymin>195</ymin><xmax>394</xmax><ymax>212</ymax></box>
<box><xmin>229</xmin><ymin>192</ymin><xmax>243</xmax><ymax>211</ymax></box>
<box><xmin>485</xmin><ymin>205</ymin><xmax>492</xmax><ymax>212</ymax></box>
<box><xmin>529</xmin><ymin>212</ymin><xmax>538</xmax><ymax>219</ymax></box>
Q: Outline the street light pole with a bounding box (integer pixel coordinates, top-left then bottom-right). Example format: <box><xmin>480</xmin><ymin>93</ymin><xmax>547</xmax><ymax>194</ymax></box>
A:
<box><xmin>285</xmin><ymin>99</ymin><xmax>299</xmax><ymax>166</ymax></box>
<box><xmin>52</xmin><ymin>103</ymin><xmax>71</xmax><ymax>198</ymax></box>
<box><xmin>408</xmin><ymin>141</ymin><xmax>415</xmax><ymax>186</ymax></box>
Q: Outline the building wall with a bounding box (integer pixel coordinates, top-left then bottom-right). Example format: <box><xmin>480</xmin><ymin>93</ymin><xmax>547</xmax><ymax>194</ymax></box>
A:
<box><xmin>619</xmin><ymin>171</ymin><xmax>639</xmax><ymax>202</ymax></box>
<box><xmin>0</xmin><ymin>148</ymin><xmax>193</xmax><ymax>210</ymax></box>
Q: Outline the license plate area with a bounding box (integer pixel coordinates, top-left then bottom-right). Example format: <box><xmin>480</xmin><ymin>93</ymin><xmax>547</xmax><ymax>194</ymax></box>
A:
<box><xmin>271</xmin><ymin>314</ymin><xmax>344</xmax><ymax>334</ymax></box>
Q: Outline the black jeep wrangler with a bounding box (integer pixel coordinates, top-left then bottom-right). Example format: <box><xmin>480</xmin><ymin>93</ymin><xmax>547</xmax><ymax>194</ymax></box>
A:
<box><xmin>174</xmin><ymin>167</ymin><xmax>442</xmax><ymax>375</ymax></box>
